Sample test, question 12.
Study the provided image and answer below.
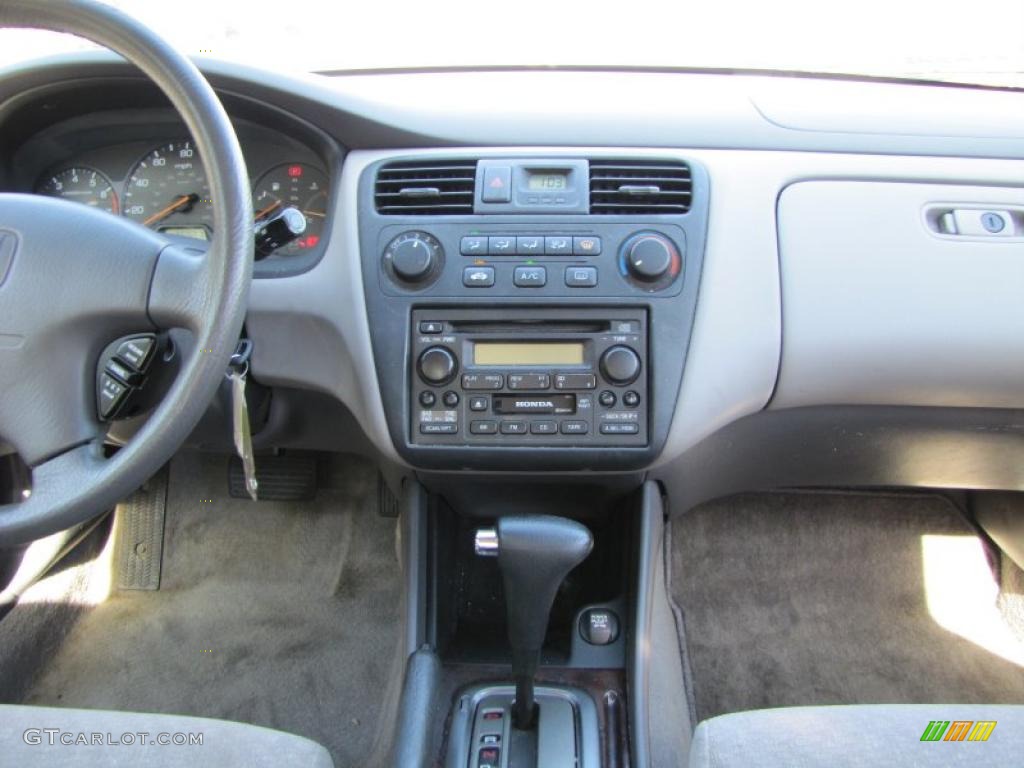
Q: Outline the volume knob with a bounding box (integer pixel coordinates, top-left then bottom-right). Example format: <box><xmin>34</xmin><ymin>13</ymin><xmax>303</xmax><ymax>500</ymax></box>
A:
<box><xmin>417</xmin><ymin>346</ymin><xmax>457</xmax><ymax>386</ymax></box>
<box><xmin>600</xmin><ymin>345</ymin><xmax>641</xmax><ymax>386</ymax></box>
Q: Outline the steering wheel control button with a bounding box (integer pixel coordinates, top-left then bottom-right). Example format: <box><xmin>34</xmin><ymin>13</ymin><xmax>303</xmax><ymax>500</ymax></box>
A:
<box><xmin>516</xmin><ymin>236</ymin><xmax>544</xmax><ymax>255</ymax></box>
<box><xmin>105</xmin><ymin>358</ymin><xmax>142</xmax><ymax>387</ymax></box>
<box><xmin>460</xmin><ymin>236</ymin><xmax>488</xmax><ymax>255</ymax></box>
<box><xmin>470</xmin><ymin>420</ymin><xmax>498</xmax><ymax>435</ymax></box>
<box><xmin>572</xmin><ymin>236</ymin><xmax>601</xmax><ymax>255</ymax></box>
<box><xmin>417</xmin><ymin>346</ymin><xmax>458</xmax><ymax>386</ymax></box>
<box><xmin>565</xmin><ymin>266</ymin><xmax>598</xmax><ymax>287</ymax></box>
<box><xmin>443</xmin><ymin>390</ymin><xmax>460</xmax><ymax>408</ymax></box>
<box><xmin>481</xmin><ymin>166</ymin><xmax>512</xmax><ymax>203</ymax></box>
<box><xmin>98</xmin><ymin>374</ymin><xmax>128</xmax><ymax>419</ymax></box>
<box><xmin>579</xmin><ymin>608</ymin><xmax>620</xmax><ymax>645</ymax></box>
<box><xmin>513</xmin><ymin>266</ymin><xmax>547</xmax><ymax>287</ymax></box>
<box><xmin>463</xmin><ymin>374</ymin><xmax>504</xmax><ymax>390</ymax></box>
<box><xmin>463</xmin><ymin>266</ymin><xmax>495</xmax><ymax>287</ymax></box>
<box><xmin>418</xmin><ymin>391</ymin><xmax>437</xmax><ymax>408</ymax></box>
<box><xmin>623</xmin><ymin>390</ymin><xmax>641</xmax><ymax>407</ymax></box>
<box><xmin>600</xmin><ymin>346</ymin><xmax>641</xmax><ymax>386</ymax></box>
<box><xmin>598</xmin><ymin>390</ymin><xmax>617</xmax><ymax>408</ymax></box>
<box><xmin>554</xmin><ymin>373</ymin><xmax>596</xmax><ymax>390</ymax></box>
<box><xmin>487</xmin><ymin>236</ymin><xmax>515</xmax><ymax>254</ymax></box>
<box><xmin>115</xmin><ymin>335</ymin><xmax>155</xmax><ymax>371</ymax></box>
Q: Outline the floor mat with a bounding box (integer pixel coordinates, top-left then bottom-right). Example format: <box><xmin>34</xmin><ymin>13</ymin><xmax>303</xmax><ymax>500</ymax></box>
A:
<box><xmin>17</xmin><ymin>451</ymin><xmax>401</xmax><ymax>767</ymax></box>
<box><xmin>670</xmin><ymin>492</ymin><xmax>1024</xmax><ymax>722</ymax></box>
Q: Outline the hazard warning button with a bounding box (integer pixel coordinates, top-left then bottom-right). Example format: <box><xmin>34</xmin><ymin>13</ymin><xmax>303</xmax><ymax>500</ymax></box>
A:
<box><xmin>481</xmin><ymin>165</ymin><xmax>512</xmax><ymax>203</ymax></box>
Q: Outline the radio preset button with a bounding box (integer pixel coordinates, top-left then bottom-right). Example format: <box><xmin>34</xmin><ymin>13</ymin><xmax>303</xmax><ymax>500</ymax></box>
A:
<box><xmin>463</xmin><ymin>374</ymin><xmax>504</xmax><ymax>390</ymax></box>
<box><xmin>555</xmin><ymin>373</ymin><xmax>596</xmax><ymax>390</ymax></box>
<box><xmin>469</xmin><ymin>396</ymin><xmax>489</xmax><ymax>411</ymax></box>
<box><xmin>418</xmin><ymin>391</ymin><xmax>437</xmax><ymax>408</ymax></box>
<box><xmin>623</xmin><ymin>390</ymin><xmax>641</xmax><ymax>407</ymax></box>
<box><xmin>530</xmin><ymin>421</ymin><xmax>558</xmax><ymax>435</ymax></box>
<box><xmin>471</xmin><ymin>420</ymin><xmax>498</xmax><ymax>435</ymax></box>
<box><xmin>516</xmin><ymin>236</ymin><xmax>544</xmax><ymax>254</ymax></box>
<box><xmin>460</xmin><ymin>236</ymin><xmax>488</xmax><ymax>255</ymax></box>
<box><xmin>544</xmin><ymin>236</ymin><xmax>572</xmax><ymax>254</ymax></box>
<box><xmin>573</xmin><ymin>236</ymin><xmax>602</xmax><ymax>255</ymax></box>
<box><xmin>513</xmin><ymin>266</ymin><xmax>547</xmax><ymax>287</ymax></box>
<box><xmin>488</xmin><ymin>236</ymin><xmax>515</xmax><ymax>254</ymax></box>
<box><xmin>420</xmin><ymin>423</ymin><xmax>458</xmax><ymax>434</ymax></box>
<box><xmin>463</xmin><ymin>266</ymin><xmax>495</xmax><ymax>287</ymax></box>
<box><xmin>508</xmin><ymin>373</ymin><xmax>550</xmax><ymax>390</ymax></box>
<box><xmin>560</xmin><ymin>420</ymin><xmax>589</xmax><ymax>435</ymax></box>
<box><xmin>565</xmin><ymin>266</ymin><xmax>598</xmax><ymax>287</ymax></box>
<box><xmin>500</xmin><ymin>420</ymin><xmax>528</xmax><ymax>434</ymax></box>
<box><xmin>600</xmin><ymin>422</ymin><xmax>639</xmax><ymax>435</ymax></box>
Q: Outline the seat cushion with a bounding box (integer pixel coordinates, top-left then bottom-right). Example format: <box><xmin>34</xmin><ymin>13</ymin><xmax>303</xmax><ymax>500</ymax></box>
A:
<box><xmin>690</xmin><ymin>704</ymin><xmax>1024</xmax><ymax>767</ymax></box>
<box><xmin>0</xmin><ymin>704</ymin><xmax>334</xmax><ymax>767</ymax></box>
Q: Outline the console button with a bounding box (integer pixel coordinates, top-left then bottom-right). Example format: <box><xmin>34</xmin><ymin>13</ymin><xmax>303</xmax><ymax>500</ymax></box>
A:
<box><xmin>565</xmin><ymin>266</ymin><xmax>598</xmax><ymax>287</ymax></box>
<box><xmin>572</xmin><ymin>236</ymin><xmax>602</xmax><ymax>255</ymax></box>
<box><xmin>544</xmin><ymin>236</ymin><xmax>572</xmax><ymax>254</ymax></box>
<box><xmin>460</xmin><ymin>236</ymin><xmax>488</xmax><ymax>255</ymax></box>
<box><xmin>420</xmin><ymin>423</ymin><xmax>458</xmax><ymax>434</ymax></box>
<box><xmin>418</xmin><ymin>321</ymin><xmax>443</xmax><ymax>334</ymax></box>
<box><xmin>598</xmin><ymin>390</ymin><xmax>616</xmax><ymax>407</ymax></box>
<box><xmin>600</xmin><ymin>422</ymin><xmax>639</xmax><ymax>435</ymax></box>
<box><xmin>442</xmin><ymin>391</ymin><xmax>460</xmax><ymax>408</ymax></box>
<box><xmin>98</xmin><ymin>373</ymin><xmax>128</xmax><ymax>419</ymax></box>
<box><xmin>481</xmin><ymin>734</ymin><xmax>501</xmax><ymax>746</ymax></box>
<box><xmin>488</xmin><ymin>236</ymin><xmax>515</xmax><ymax>254</ymax></box>
<box><xmin>115</xmin><ymin>335</ymin><xmax>155</xmax><ymax>371</ymax></box>
<box><xmin>560</xmin><ymin>420</ymin><xmax>589</xmax><ymax>435</ymax></box>
<box><xmin>482</xmin><ymin>166</ymin><xmax>512</xmax><ymax>203</ymax></box>
<box><xmin>463</xmin><ymin>374</ymin><xmax>504</xmax><ymax>390</ymax></box>
<box><xmin>513</xmin><ymin>266</ymin><xmax>547</xmax><ymax>287</ymax></box>
<box><xmin>580</xmin><ymin>608</ymin><xmax>620</xmax><ymax>645</ymax></box>
<box><xmin>469</xmin><ymin>396</ymin><xmax>489</xmax><ymax>411</ymax></box>
<box><xmin>478</xmin><ymin>747</ymin><xmax>501</xmax><ymax>768</ymax></box>
<box><xmin>507</xmin><ymin>373</ymin><xmax>550</xmax><ymax>390</ymax></box>
<box><xmin>516</xmin><ymin>236</ymin><xmax>544</xmax><ymax>255</ymax></box>
<box><xmin>463</xmin><ymin>266</ymin><xmax>495</xmax><ymax>287</ymax></box>
<box><xmin>530</xmin><ymin>420</ymin><xmax>557</xmax><ymax>435</ymax></box>
<box><xmin>418</xmin><ymin>391</ymin><xmax>436</xmax><ymax>408</ymax></box>
<box><xmin>623</xmin><ymin>390</ymin><xmax>641</xmax><ymax>407</ymax></box>
<box><xmin>500</xmin><ymin>420</ymin><xmax>528</xmax><ymax>434</ymax></box>
<box><xmin>470</xmin><ymin>420</ymin><xmax>498</xmax><ymax>435</ymax></box>
<box><xmin>554</xmin><ymin>373</ymin><xmax>596</xmax><ymax>390</ymax></box>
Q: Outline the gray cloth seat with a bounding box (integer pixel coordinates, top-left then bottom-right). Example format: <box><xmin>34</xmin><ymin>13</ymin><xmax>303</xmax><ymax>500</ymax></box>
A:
<box><xmin>690</xmin><ymin>704</ymin><xmax>1024</xmax><ymax>767</ymax></box>
<box><xmin>0</xmin><ymin>704</ymin><xmax>334</xmax><ymax>767</ymax></box>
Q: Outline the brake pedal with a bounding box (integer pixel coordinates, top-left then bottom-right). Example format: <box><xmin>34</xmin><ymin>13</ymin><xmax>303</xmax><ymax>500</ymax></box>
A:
<box><xmin>114</xmin><ymin>467</ymin><xmax>168</xmax><ymax>591</ymax></box>
<box><xmin>228</xmin><ymin>453</ymin><xmax>317</xmax><ymax>501</ymax></box>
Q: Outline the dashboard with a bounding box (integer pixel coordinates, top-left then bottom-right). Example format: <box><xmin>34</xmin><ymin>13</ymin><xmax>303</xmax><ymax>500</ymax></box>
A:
<box><xmin>1</xmin><ymin>53</ymin><xmax>1023</xmax><ymax>504</ymax></box>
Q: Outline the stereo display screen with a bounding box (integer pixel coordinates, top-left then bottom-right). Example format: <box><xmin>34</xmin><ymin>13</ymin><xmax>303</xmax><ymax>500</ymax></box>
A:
<box><xmin>473</xmin><ymin>342</ymin><xmax>584</xmax><ymax>366</ymax></box>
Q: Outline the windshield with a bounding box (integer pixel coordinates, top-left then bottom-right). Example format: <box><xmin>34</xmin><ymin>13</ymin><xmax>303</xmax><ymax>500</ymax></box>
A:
<box><xmin>1</xmin><ymin>0</ymin><xmax>1022</xmax><ymax>89</ymax></box>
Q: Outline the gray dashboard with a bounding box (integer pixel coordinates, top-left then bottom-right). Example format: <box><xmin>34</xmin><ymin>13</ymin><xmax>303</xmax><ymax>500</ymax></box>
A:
<box><xmin>3</xmin><ymin>53</ymin><xmax>1024</xmax><ymax>497</ymax></box>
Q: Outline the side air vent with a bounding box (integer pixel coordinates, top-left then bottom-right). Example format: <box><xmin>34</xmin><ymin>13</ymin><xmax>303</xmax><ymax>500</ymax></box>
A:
<box><xmin>589</xmin><ymin>160</ymin><xmax>692</xmax><ymax>215</ymax></box>
<box><xmin>375</xmin><ymin>160</ymin><xmax>477</xmax><ymax>215</ymax></box>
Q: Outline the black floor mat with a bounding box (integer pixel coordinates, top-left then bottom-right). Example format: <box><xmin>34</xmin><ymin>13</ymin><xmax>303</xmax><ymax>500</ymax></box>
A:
<box><xmin>14</xmin><ymin>451</ymin><xmax>401</xmax><ymax>767</ymax></box>
<box><xmin>670</xmin><ymin>492</ymin><xmax>1024</xmax><ymax>722</ymax></box>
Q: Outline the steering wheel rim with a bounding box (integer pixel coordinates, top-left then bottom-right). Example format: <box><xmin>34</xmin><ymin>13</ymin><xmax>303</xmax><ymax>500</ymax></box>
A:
<box><xmin>0</xmin><ymin>0</ymin><xmax>253</xmax><ymax>544</ymax></box>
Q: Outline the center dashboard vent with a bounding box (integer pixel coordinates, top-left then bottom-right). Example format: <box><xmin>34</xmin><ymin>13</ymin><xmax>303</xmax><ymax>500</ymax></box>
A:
<box><xmin>375</xmin><ymin>159</ymin><xmax>478</xmax><ymax>215</ymax></box>
<box><xmin>589</xmin><ymin>159</ymin><xmax>692</xmax><ymax>215</ymax></box>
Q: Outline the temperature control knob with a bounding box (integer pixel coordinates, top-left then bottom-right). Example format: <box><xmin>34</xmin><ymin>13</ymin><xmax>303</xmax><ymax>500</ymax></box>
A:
<box><xmin>384</xmin><ymin>231</ymin><xmax>443</xmax><ymax>284</ymax></box>
<box><xmin>600</xmin><ymin>345</ymin><xmax>641</xmax><ymax>386</ymax></box>
<box><xmin>417</xmin><ymin>346</ymin><xmax>458</xmax><ymax>386</ymax></box>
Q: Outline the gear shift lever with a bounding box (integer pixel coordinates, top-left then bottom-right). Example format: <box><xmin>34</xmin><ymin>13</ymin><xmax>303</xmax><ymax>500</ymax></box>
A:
<box><xmin>476</xmin><ymin>516</ymin><xmax>593</xmax><ymax>729</ymax></box>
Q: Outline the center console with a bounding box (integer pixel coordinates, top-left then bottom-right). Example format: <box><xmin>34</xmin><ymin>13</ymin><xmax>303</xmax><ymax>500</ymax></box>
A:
<box><xmin>358</xmin><ymin>153</ymin><xmax>709</xmax><ymax>471</ymax></box>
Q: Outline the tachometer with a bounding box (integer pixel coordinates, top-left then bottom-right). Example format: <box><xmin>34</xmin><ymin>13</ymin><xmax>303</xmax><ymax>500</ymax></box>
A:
<box><xmin>36</xmin><ymin>166</ymin><xmax>119</xmax><ymax>214</ymax></box>
<box><xmin>252</xmin><ymin>163</ymin><xmax>328</xmax><ymax>254</ymax></box>
<box><xmin>123</xmin><ymin>140</ymin><xmax>212</xmax><ymax>240</ymax></box>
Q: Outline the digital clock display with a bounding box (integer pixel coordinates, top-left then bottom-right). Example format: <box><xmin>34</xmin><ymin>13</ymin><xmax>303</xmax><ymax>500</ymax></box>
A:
<box><xmin>527</xmin><ymin>172</ymin><xmax>568</xmax><ymax>191</ymax></box>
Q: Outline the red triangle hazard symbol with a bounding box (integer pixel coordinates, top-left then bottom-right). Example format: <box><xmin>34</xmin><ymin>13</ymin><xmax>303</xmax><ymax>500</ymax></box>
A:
<box><xmin>489</xmin><ymin>176</ymin><xmax>505</xmax><ymax>188</ymax></box>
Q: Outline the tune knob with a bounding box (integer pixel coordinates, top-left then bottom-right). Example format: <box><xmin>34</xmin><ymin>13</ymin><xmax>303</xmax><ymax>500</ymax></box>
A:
<box><xmin>384</xmin><ymin>231</ymin><xmax>442</xmax><ymax>283</ymax></box>
<box><xmin>622</xmin><ymin>232</ymin><xmax>679</xmax><ymax>283</ymax></box>
<box><xmin>600</xmin><ymin>345</ymin><xmax>641</xmax><ymax>386</ymax></box>
<box><xmin>417</xmin><ymin>346</ymin><xmax>458</xmax><ymax>386</ymax></box>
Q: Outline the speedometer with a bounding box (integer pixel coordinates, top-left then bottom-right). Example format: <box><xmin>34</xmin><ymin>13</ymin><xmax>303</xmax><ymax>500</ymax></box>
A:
<box><xmin>123</xmin><ymin>140</ymin><xmax>212</xmax><ymax>240</ymax></box>
<box><xmin>36</xmin><ymin>166</ymin><xmax>119</xmax><ymax>213</ymax></box>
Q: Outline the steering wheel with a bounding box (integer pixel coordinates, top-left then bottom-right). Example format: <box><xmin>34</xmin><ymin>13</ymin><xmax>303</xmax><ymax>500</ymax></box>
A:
<box><xmin>0</xmin><ymin>0</ymin><xmax>253</xmax><ymax>545</ymax></box>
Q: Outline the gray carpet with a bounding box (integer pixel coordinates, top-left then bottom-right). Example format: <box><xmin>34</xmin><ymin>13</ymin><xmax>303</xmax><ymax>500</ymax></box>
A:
<box><xmin>6</xmin><ymin>451</ymin><xmax>402</xmax><ymax>767</ymax></box>
<box><xmin>670</xmin><ymin>491</ymin><xmax>1024</xmax><ymax>723</ymax></box>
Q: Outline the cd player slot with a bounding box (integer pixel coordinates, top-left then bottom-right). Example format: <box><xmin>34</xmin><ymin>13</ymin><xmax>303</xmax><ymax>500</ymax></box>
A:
<box><xmin>447</xmin><ymin>320</ymin><xmax>609</xmax><ymax>334</ymax></box>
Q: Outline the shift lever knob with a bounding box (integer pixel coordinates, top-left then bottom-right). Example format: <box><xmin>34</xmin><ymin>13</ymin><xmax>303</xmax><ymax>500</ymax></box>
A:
<box><xmin>476</xmin><ymin>515</ymin><xmax>593</xmax><ymax>729</ymax></box>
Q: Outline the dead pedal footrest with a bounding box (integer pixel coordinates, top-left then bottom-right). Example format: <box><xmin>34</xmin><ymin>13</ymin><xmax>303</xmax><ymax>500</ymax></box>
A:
<box><xmin>228</xmin><ymin>454</ymin><xmax>317</xmax><ymax>501</ymax></box>
<box><xmin>114</xmin><ymin>467</ymin><xmax>168</xmax><ymax>591</ymax></box>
